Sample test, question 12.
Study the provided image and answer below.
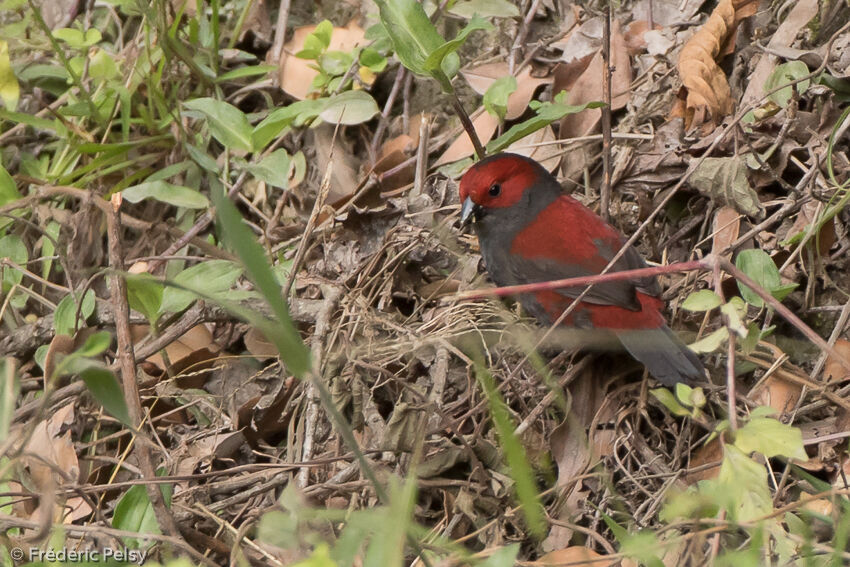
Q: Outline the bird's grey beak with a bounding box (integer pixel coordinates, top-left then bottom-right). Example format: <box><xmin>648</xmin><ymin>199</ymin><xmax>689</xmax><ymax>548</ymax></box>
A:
<box><xmin>460</xmin><ymin>197</ymin><xmax>480</xmax><ymax>226</ymax></box>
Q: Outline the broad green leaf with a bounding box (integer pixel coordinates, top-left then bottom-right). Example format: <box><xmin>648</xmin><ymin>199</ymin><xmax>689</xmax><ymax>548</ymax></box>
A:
<box><xmin>474</xmin><ymin>362</ymin><xmax>545</xmax><ymax>538</ymax></box>
<box><xmin>54</xmin><ymin>289</ymin><xmax>96</xmax><ymax>336</ymax></box>
<box><xmin>113</xmin><ymin>485</ymin><xmax>161</xmax><ymax>546</ymax></box>
<box><xmin>122</xmin><ymin>181</ymin><xmax>209</xmax><ymax>209</ymax></box>
<box><xmin>688</xmin><ymin>326</ymin><xmax>729</xmax><ymax>353</ymax></box>
<box><xmin>242</xmin><ymin>149</ymin><xmax>292</xmax><ymax>189</ymax></box>
<box><xmin>711</xmin><ymin>444</ymin><xmax>772</xmax><ymax>523</ymax></box>
<box><xmin>373</xmin><ymin>0</ymin><xmax>446</xmax><ymax>77</ymax></box>
<box><xmin>681</xmin><ymin>289</ymin><xmax>722</xmax><ymax>312</ymax></box>
<box><xmin>0</xmin><ymin>40</ymin><xmax>19</xmax><ymax>110</ymax></box>
<box><xmin>689</xmin><ymin>156</ymin><xmax>764</xmax><ymax>219</ymax></box>
<box><xmin>735</xmin><ymin>249</ymin><xmax>797</xmax><ymax>307</ymax></box>
<box><xmin>252</xmin><ymin>99</ymin><xmax>325</xmax><ymax>149</ymax></box>
<box><xmin>80</xmin><ymin>365</ymin><xmax>131</xmax><ymax>427</ymax></box>
<box><xmin>487</xmin><ymin>92</ymin><xmax>602</xmax><ymax>153</ymax></box>
<box><xmin>480</xmin><ymin>544</ymin><xmax>520</xmax><ymax>567</ymax></box>
<box><xmin>211</xmin><ymin>181</ymin><xmax>310</xmax><ymax>377</ymax></box>
<box><xmin>319</xmin><ymin>90</ymin><xmax>379</xmax><ymax>125</ymax></box>
<box><xmin>76</xmin><ymin>330</ymin><xmax>112</xmax><ymax>357</ymax></box>
<box><xmin>160</xmin><ymin>260</ymin><xmax>243</xmax><ymax>315</ymax></box>
<box><xmin>483</xmin><ymin>75</ymin><xmax>516</xmax><ymax>121</ymax></box>
<box><xmin>126</xmin><ymin>274</ymin><xmax>164</xmax><ymax>325</ymax></box>
<box><xmin>765</xmin><ymin>61</ymin><xmax>810</xmax><ymax>108</ymax></box>
<box><xmin>734</xmin><ymin>416</ymin><xmax>807</xmax><ymax>460</ymax></box>
<box><xmin>359</xmin><ymin>47</ymin><xmax>387</xmax><ymax>72</ymax></box>
<box><xmin>720</xmin><ymin>297</ymin><xmax>748</xmax><ymax>337</ymax></box>
<box><xmin>88</xmin><ymin>48</ymin><xmax>119</xmax><ymax>81</ymax></box>
<box><xmin>449</xmin><ymin>0</ymin><xmax>520</xmax><ymax>18</ymax></box>
<box><xmin>318</xmin><ymin>50</ymin><xmax>354</xmax><ymax>75</ymax></box>
<box><xmin>183</xmin><ymin>97</ymin><xmax>254</xmax><ymax>152</ymax></box>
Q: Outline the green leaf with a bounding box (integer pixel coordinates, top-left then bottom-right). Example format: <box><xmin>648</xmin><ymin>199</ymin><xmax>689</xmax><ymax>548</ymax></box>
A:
<box><xmin>80</xmin><ymin>365</ymin><xmax>132</xmax><ymax>427</ymax></box>
<box><xmin>483</xmin><ymin>75</ymin><xmax>516</xmax><ymax>121</ymax></box>
<box><xmin>765</xmin><ymin>61</ymin><xmax>810</xmax><ymax>108</ymax></box>
<box><xmin>211</xmin><ymin>182</ymin><xmax>311</xmax><ymax>377</ymax></box>
<box><xmin>53</xmin><ymin>27</ymin><xmax>102</xmax><ymax>49</ymax></box>
<box><xmin>76</xmin><ymin>330</ymin><xmax>112</xmax><ymax>357</ymax></box>
<box><xmin>54</xmin><ymin>289</ymin><xmax>96</xmax><ymax>336</ymax></box>
<box><xmin>480</xmin><ymin>544</ymin><xmax>520</xmax><ymax>567</ymax></box>
<box><xmin>735</xmin><ymin>249</ymin><xmax>797</xmax><ymax>307</ymax></box>
<box><xmin>650</xmin><ymin>387</ymin><xmax>692</xmax><ymax>417</ymax></box>
<box><xmin>113</xmin><ymin>485</ymin><xmax>162</xmax><ymax>546</ymax></box>
<box><xmin>319</xmin><ymin>90</ymin><xmax>380</xmax><ymax>125</ymax></box>
<box><xmin>0</xmin><ymin>163</ymin><xmax>20</xmax><ymax>206</ymax></box>
<box><xmin>126</xmin><ymin>274</ymin><xmax>164</xmax><ymax>325</ymax></box>
<box><xmin>423</xmin><ymin>16</ymin><xmax>492</xmax><ymax>80</ymax></box>
<box><xmin>122</xmin><ymin>181</ymin><xmax>209</xmax><ymax>209</ymax></box>
<box><xmin>474</xmin><ymin>362</ymin><xmax>545</xmax><ymax>538</ymax></box>
<box><xmin>681</xmin><ymin>289</ymin><xmax>722</xmax><ymax>312</ymax></box>
<box><xmin>373</xmin><ymin>0</ymin><xmax>446</xmax><ymax>76</ymax></box>
<box><xmin>160</xmin><ymin>260</ymin><xmax>243</xmax><ymax>315</ymax></box>
<box><xmin>183</xmin><ymin>97</ymin><xmax>254</xmax><ymax>152</ymax></box>
<box><xmin>0</xmin><ymin>40</ymin><xmax>19</xmax><ymax>110</ymax></box>
<box><xmin>215</xmin><ymin>64</ymin><xmax>277</xmax><ymax>82</ymax></box>
<box><xmin>720</xmin><ymin>297</ymin><xmax>748</xmax><ymax>337</ymax></box>
<box><xmin>252</xmin><ymin>99</ymin><xmax>325</xmax><ymax>149</ymax></box>
<box><xmin>487</xmin><ymin>91</ymin><xmax>603</xmax><ymax>153</ymax></box>
<box><xmin>88</xmin><ymin>48</ymin><xmax>119</xmax><ymax>81</ymax></box>
<box><xmin>711</xmin><ymin>444</ymin><xmax>772</xmax><ymax>522</ymax></box>
<box><xmin>734</xmin><ymin>416</ymin><xmax>807</xmax><ymax>460</ymax></box>
<box><xmin>0</xmin><ymin>234</ymin><xmax>27</xmax><ymax>291</ymax></box>
<box><xmin>242</xmin><ymin>149</ymin><xmax>292</xmax><ymax>189</ymax></box>
<box><xmin>449</xmin><ymin>0</ymin><xmax>521</xmax><ymax>18</ymax></box>
<box><xmin>359</xmin><ymin>47</ymin><xmax>388</xmax><ymax>72</ymax></box>
<box><xmin>0</xmin><ymin>360</ymin><xmax>19</xmax><ymax>443</ymax></box>
<box><xmin>688</xmin><ymin>326</ymin><xmax>729</xmax><ymax>354</ymax></box>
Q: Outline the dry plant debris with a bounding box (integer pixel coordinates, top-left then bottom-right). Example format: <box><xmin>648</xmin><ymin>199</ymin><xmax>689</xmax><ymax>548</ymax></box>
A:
<box><xmin>1</xmin><ymin>0</ymin><xmax>850</xmax><ymax>565</ymax></box>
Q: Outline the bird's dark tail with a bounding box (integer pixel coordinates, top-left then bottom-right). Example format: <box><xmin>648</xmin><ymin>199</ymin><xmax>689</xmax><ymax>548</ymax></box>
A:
<box><xmin>615</xmin><ymin>325</ymin><xmax>704</xmax><ymax>386</ymax></box>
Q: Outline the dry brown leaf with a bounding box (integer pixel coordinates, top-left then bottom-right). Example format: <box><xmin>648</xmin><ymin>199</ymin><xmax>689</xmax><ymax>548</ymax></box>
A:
<box><xmin>711</xmin><ymin>206</ymin><xmax>741</xmax><ymax>257</ymax></box>
<box><xmin>435</xmin><ymin>111</ymin><xmax>499</xmax><ymax>166</ymax></box>
<box><xmin>278</xmin><ymin>21</ymin><xmax>366</xmax><ymax>100</ymax></box>
<box><xmin>558</xmin><ymin>20</ymin><xmax>632</xmax><ymax>140</ymax></box>
<box><xmin>740</xmin><ymin>0</ymin><xmax>818</xmax><ymax>107</ymax></box>
<box><xmin>131</xmin><ymin>324</ymin><xmax>220</xmax><ymax>386</ymax></box>
<box><xmin>824</xmin><ymin>339</ymin><xmax>850</xmax><ymax>383</ymax></box>
<box><xmin>749</xmin><ymin>374</ymin><xmax>803</xmax><ymax>416</ymax></box>
<box><xmin>538</xmin><ymin>547</ymin><xmax>617</xmax><ymax>566</ymax></box>
<box><xmin>675</xmin><ymin>0</ymin><xmax>735</xmax><ymax>131</ymax></box>
<box><xmin>505</xmin><ymin>125</ymin><xmax>561</xmax><ymax>172</ymax></box>
<box><xmin>684</xmin><ymin>437</ymin><xmax>723</xmax><ymax>484</ymax></box>
<box><xmin>785</xmin><ymin>201</ymin><xmax>837</xmax><ymax>258</ymax></box>
<box><xmin>462</xmin><ymin>63</ymin><xmax>549</xmax><ymax>120</ymax></box>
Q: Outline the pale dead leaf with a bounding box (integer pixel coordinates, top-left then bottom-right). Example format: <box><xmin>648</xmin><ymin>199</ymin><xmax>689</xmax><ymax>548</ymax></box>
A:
<box><xmin>461</xmin><ymin>63</ymin><xmax>549</xmax><ymax>120</ymax></box>
<box><xmin>278</xmin><ymin>21</ymin><xmax>366</xmax><ymax>100</ymax></box>
<box><xmin>824</xmin><ymin>339</ymin><xmax>850</xmax><ymax>383</ymax></box>
<box><xmin>538</xmin><ymin>547</ymin><xmax>617</xmax><ymax>566</ymax></box>
<box><xmin>435</xmin><ymin>111</ymin><xmax>499</xmax><ymax>166</ymax></box>
<box><xmin>749</xmin><ymin>374</ymin><xmax>803</xmax><ymax>416</ymax></box>
<box><xmin>711</xmin><ymin>206</ymin><xmax>741</xmax><ymax>257</ymax></box>
<box><xmin>684</xmin><ymin>437</ymin><xmax>723</xmax><ymax>484</ymax></box>
<box><xmin>784</xmin><ymin>201</ymin><xmax>836</xmax><ymax>257</ymax></box>
<box><xmin>505</xmin><ymin>125</ymin><xmax>561</xmax><ymax>172</ymax></box>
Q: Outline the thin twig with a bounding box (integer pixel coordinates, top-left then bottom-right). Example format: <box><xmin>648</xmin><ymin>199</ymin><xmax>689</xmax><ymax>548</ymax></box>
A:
<box><xmin>599</xmin><ymin>1</ymin><xmax>613</xmax><ymax>223</ymax></box>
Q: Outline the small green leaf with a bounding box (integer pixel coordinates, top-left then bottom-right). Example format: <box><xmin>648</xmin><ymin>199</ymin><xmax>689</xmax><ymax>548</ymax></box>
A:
<box><xmin>651</xmin><ymin>387</ymin><xmax>692</xmax><ymax>417</ymax></box>
<box><xmin>689</xmin><ymin>326</ymin><xmax>729</xmax><ymax>353</ymax></box>
<box><xmin>0</xmin><ymin>234</ymin><xmax>27</xmax><ymax>291</ymax></box>
<box><xmin>79</xmin><ymin>365</ymin><xmax>132</xmax><ymax>427</ymax></box>
<box><xmin>735</xmin><ymin>249</ymin><xmax>797</xmax><ymax>307</ymax></box>
<box><xmin>54</xmin><ymin>289</ymin><xmax>96</xmax><ymax>336</ymax></box>
<box><xmin>319</xmin><ymin>90</ymin><xmax>379</xmax><ymax>125</ymax></box>
<box><xmin>734</xmin><ymin>416</ymin><xmax>807</xmax><ymax>460</ymax></box>
<box><xmin>242</xmin><ymin>149</ymin><xmax>292</xmax><ymax>189</ymax></box>
<box><xmin>681</xmin><ymin>289</ymin><xmax>722</xmax><ymax>312</ymax></box>
<box><xmin>88</xmin><ymin>48</ymin><xmax>119</xmax><ymax>81</ymax></box>
<box><xmin>487</xmin><ymin>91</ymin><xmax>602</xmax><ymax>153</ymax></box>
<box><xmin>76</xmin><ymin>331</ymin><xmax>112</xmax><ymax>357</ymax></box>
<box><xmin>183</xmin><ymin>97</ymin><xmax>254</xmax><ymax>152</ymax></box>
<box><xmin>422</xmin><ymin>17</ymin><xmax>492</xmax><ymax>83</ymax></box>
<box><xmin>449</xmin><ymin>0</ymin><xmax>521</xmax><ymax>18</ymax></box>
<box><xmin>53</xmin><ymin>28</ymin><xmax>101</xmax><ymax>49</ymax></box>
<box><xmin>374</xmin><ymin>0</ymin><xmax>446</xmax><ymax>76</ymax></box>
<box><xmin>720</xmin><ymin>298</ymin><xmax>748</xmax><ymax>337</ymax></box>
<box><xmin>126</xmin><ymin>274</ymin><xmax>164</xmax><ymax>325</ymax></box>
<box><xmin>483</xmin><ymin>75</ymin><xmax>516</xmax><ymax>121</ymax></box>
<box><xmin>359</xmin><ymin>47</ymin><xmax>388</xmax><ymax>72</ymax></box>
<box><xmin>122</xmin><ymin>181</ymin><xmax>209</xmax><ymax>209</ymax></box>
<box><xmin>160</xmin><ymin>260</ymin><xmax>243</xmax><ymax>315</ymax></box>
<box><xmin>765</xmin><ymin>61</ymin><xmax>810</xmax><ymax>108</ymax></box>
<box><xmin>0</xmin><ymin>40</ymin><xmax>20</xmax><ymax>110</ymax></box>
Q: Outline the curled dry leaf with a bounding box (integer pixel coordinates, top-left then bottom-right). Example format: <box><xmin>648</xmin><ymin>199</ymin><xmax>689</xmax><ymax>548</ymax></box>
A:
<box><xmin>711</xmin><ymin>206</ymin><xmax>741</xmax><ymax>257</ymax></box>
<box><xmin>675</xmin><ymin>0</ymin><xmax>735</xmax><ymax>131</ymax></box>
<box><xmin>278</xmin><ymin>21</ymin><xmax>366</xmax><ymax>100</ymax></box>
<box><xmin>688</xmin><ymin>156</ymin><xmax>764</xmax><ymax>219</ymax></box>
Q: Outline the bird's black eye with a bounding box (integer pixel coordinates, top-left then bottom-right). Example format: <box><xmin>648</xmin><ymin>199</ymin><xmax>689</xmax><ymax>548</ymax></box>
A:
<box><xmin>488</xmin><ymin>183</ymin><xmax>501</xmax><ymax>197</ymax></box>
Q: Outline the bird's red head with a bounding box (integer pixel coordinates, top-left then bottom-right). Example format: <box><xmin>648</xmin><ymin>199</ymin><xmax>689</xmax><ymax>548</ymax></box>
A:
<box><xmin>458</xmin><ymin>153</ymin><xmax>542</xmax><ymax>212</ymax></box>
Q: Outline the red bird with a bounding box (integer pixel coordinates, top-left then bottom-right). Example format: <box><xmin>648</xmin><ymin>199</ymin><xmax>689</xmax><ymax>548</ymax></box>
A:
<box><xmin>459</xmin><ymin>153</ymin><xmax>704</xmax><ymax>386</ymax></box>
